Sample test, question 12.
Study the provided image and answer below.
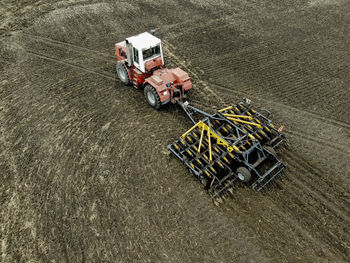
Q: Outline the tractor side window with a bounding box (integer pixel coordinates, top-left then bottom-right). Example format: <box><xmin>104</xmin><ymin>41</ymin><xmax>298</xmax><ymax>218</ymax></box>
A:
<box><xmin>143</xmin><ymin>45</ymin><xmax>161</xmax><ymax>60</ymax></box>
<box><xmin>133</xmin><ymin>48</ymin><xmax>139</xmax><ymax>64</ymax></box>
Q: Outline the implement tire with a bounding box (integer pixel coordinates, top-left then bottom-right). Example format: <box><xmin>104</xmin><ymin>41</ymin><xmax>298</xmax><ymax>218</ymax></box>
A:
<box><xmin>116</xmin><ymin>62</ymin><xmax>130</xmax><ymax>85</ymax></box>
<box><xmin>236</xmin><ymin>167</ymin><xmax>251</xmax><ymax>183</ymax></box>
<box><xmin>144</xmin><ymin>84</ymin><xmax>161</xmax><ymax>110</ymax></box>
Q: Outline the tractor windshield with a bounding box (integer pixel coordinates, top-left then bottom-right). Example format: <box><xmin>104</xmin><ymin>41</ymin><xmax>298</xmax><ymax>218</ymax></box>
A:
<box><xmin>143</xmin><ymin>45</ymin><xmax>161</xmax><ymax>60</ymax></box>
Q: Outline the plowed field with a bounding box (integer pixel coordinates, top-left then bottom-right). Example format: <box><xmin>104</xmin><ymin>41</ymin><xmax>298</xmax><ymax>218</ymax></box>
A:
<box><xmin>1</xmin><ymin>0</ymin><xmax>349</xmax><ymax>262</ymax></box>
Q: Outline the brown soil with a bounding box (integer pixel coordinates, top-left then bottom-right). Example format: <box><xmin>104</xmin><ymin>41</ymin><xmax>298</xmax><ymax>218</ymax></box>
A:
<box><xmin>1</xmin><ymin>0</ymin><xmax>349</xmax><ymax>262</ymax></box>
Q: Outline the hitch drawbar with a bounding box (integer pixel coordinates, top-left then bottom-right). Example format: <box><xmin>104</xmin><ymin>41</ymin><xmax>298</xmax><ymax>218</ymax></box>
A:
<box><xmin>168</xmin><ymin>100</ymin><xmax>287</xmax><ymax>203</ymax></box>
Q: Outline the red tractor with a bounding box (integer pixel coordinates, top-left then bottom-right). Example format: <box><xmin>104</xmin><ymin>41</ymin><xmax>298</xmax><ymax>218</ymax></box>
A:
<box><xmin>115</xmin><ymin>31</ymin><xmax>192</xmax><ymax>109</ymax></box>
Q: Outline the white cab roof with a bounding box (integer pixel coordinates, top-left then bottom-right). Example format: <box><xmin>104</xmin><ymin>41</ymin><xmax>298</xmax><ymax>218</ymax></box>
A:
<box><xmin>126</xmin><ymin>32</ymin><xmax>161</xmax><ymax>50</ymax></box>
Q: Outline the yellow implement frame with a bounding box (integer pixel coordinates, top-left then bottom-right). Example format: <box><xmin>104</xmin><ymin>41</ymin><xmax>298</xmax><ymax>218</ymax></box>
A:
<box><xmin>223</xmin><ymin>114</ymin><xmax>253</xmax><ymax>120</ymax></box>
<box><xmin>218</xmin><ymin>106</ymin><xmax>233</xmax><ymax>112</ymax></box>
<box><xmin>180</xmin><ymin>121</ymin><xmax>240</xmax><ymax>157</ymax></box>
<box><xmin>207</xmin><ymin>124</ymin><xmax>212</xmax><ymax>163</ymax></box>
<box><xmin>222</xmin><ymin>113</ymin><xmax>262</xmax><ymax>129</ymax></box>
<box><xmin>219</xmin><ymin>105</ymin><xmax>264</xmax><ymax>129</ymax></box>
<box><xmin>226</xmin><ymin>117</ymin><xmax>262</xmax><ymax>128</ymax></box>
<box><xmin>197</xmin><ymin>125</ymin><xmax>205</xmax><ymax>156</ymax></box>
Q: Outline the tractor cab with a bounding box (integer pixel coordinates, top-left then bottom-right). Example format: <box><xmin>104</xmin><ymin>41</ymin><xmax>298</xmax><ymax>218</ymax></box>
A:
<box><xmin>116</xmin><ymin>32</ymin><xmax>164</xmax><ymax>73</ymax></box>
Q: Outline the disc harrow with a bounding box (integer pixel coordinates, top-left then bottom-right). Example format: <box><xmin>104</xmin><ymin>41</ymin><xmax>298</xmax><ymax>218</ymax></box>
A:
<box><xmin>168</xmin><ymin>100</ymin><xmax>286</xmax><ymax>202</ymax></box>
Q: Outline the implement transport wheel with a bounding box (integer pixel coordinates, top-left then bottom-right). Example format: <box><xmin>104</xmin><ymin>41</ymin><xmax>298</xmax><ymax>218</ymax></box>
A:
<box><xmin>263</xmin><ymin>146</ymin><xmax>277</xmax><ymax>156</ymax></box>
<box><xmin>116</xmin><ymin>62</ymin><xmax>130</xmax><ymax>85</ymax></box>
<box><xmin>236</xmin><ymin>167</ymin><xmax>251</xmax><ymax>183</ymax></box>
<box><xmin>144</xmin><ymin>84</ymin><xmax>161</xmax><ymax>110</ymax></box>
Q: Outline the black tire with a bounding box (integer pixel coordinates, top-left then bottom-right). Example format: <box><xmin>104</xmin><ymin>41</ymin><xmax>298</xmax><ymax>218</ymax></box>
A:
<box><xmin>236</xmin><ymin>167</ymin><xmax>251</xmax><ymax>183</ymax></box>
<box><xmin>116</xmin><ymin>62</ymin><xmax>130</xmax><ymax>85</ymax></box>
<box><xmin>263</xmin><ymin>145</ymin><xmax>276</xmax><ymax>156</ymax></box>
<box><xmin>144</xmin><ymin>84</ymin><xmax>161</xmax><ymax>110</ymax></box>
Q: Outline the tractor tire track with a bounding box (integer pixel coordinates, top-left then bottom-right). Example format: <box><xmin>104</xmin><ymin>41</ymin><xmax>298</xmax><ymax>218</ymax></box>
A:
<box><xmin>280</xmin><ymin>155</ymin><xmax>350</xmax><ymax>224</ymax></box>
<box><xmin>282</xmin><ymin>169</ymin><xmax>350</xmax><ymax>228</ymax></box>
<box><xmin>26</xmin><ymin>50</ymin><xmax>115</xmax><ymax>81</ymax></box>
<box><xmin>264</xmin><ymin>185</ymin><xmax>350</xmax><ymax>260</ymax></box>
<box><xmin>271</xmin><ymin>158</ymin><xmax>350</xmax><ymax>259</ymax></box>
<box><xmin>22</xmin><ymin>34</ymin><xmax>116</xmax><ymax>60</ymax></box>
<box><xmin>285</xmin><ymin>130</ymin><xmax>349</xmax><ymax>155</ymax></box>
<box><xmin>283</xmin><ymin>151</ymin><xmax>350</xmax><ymax>208</ymax></box>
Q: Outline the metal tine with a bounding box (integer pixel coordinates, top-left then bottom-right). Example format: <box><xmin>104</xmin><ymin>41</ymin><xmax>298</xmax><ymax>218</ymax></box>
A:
<box><xmin>209</xmin><ymin>175</ymin><xmax>237</xmax><ymax>202</ymax></box>
<box><xmin>213</xmin><ymin>199</ymin><xmax>220</xmax><ymax>206</ymax></box>
<box><xmin>228</xmin><ymin>187</ymin><xmax>234</xmax><ymax>195</ymax></box>
<box><xmin>216</xmin><ymin>196</ymin><xmax>224</xmax><ymax>204</ymax></box>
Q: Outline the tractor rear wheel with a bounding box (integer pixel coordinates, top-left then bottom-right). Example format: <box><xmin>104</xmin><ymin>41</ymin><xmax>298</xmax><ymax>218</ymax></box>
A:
<box><xmin>144</xmin><ymin>84</ymin><xmax>161</xmax><ymax>110</ymax></box>
<box><xmin>236</xmin><ymin>167</ymin><xmax>251</xmax><ymax>183</ymax></box>
<box><xmin>116</xmin><ymin>62</ymin><xmax>130</xmax><ymax>85</ymax></box>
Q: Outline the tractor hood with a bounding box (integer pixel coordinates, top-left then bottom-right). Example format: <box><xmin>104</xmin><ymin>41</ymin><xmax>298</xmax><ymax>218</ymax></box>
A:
<box><xmin>171</xmin><ymin>68</ymin><xmax>190</xmax><ymax>82</ymax></box>
<box><xmin>149</xmin><ymin>68</ymin><xmax>190</xmax><ymax>88</ymax></box>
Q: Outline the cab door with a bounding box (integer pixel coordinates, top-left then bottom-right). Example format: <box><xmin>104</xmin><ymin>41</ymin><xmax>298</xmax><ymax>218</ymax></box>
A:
<box><xmin>132</xmin><ymin>48</ymin><xmax>140</xmax><ymax>70</ymax></box>
<box><xmin>133</xmin><ymin>47</ymin><xmax>145</xmax><ymax>72</ymax></box>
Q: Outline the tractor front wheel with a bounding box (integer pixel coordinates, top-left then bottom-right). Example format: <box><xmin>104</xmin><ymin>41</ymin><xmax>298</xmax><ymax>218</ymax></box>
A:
<box><xmin>116</xmin><ymin>62</ymin><xmax>130</xmax><ymax>85</ymax></box>
<box><xmin>144</xmin><ymin>84</ymin><xmax>161</xmax><ymax>110</ymax></box>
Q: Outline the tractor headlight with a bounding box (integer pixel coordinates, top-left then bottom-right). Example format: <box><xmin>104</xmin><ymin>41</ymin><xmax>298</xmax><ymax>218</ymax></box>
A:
<box><xmin>162</xmin><ymin>90</ymin><xmax>168</xmax><ymax>96</ymax></box>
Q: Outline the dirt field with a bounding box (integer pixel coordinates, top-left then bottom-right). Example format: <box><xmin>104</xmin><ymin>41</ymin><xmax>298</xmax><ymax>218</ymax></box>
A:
<box><xmin>1</xmin><ymin>0</ymin><xmax>349</xmax><ymax>262</ymax></box>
